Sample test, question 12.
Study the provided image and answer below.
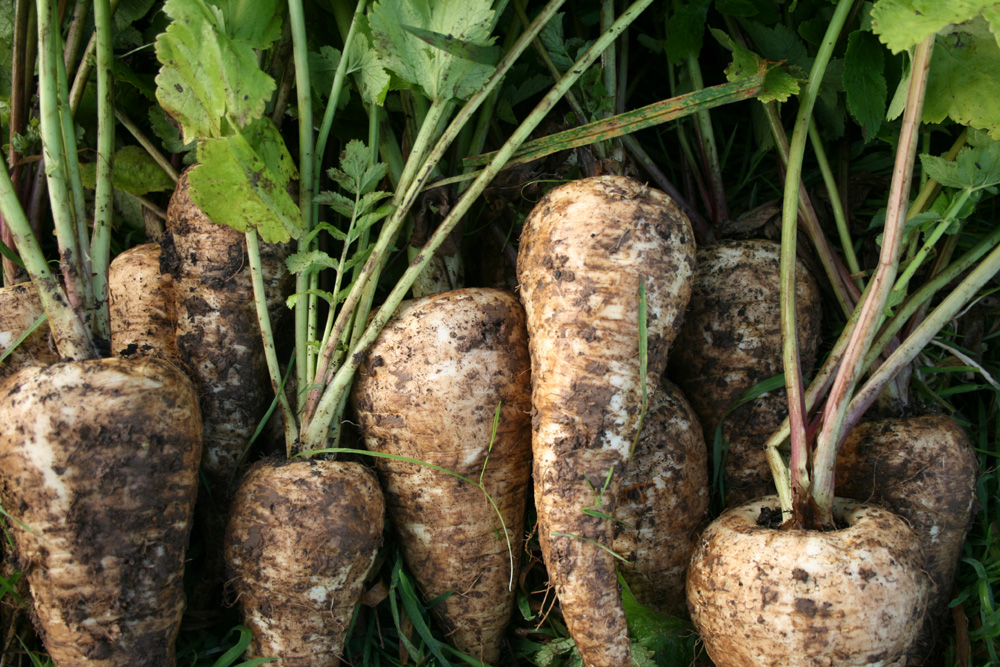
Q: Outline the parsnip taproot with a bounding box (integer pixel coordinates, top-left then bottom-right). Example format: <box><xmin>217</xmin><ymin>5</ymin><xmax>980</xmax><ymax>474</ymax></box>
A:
<box><xmin>351</xmin><ymin>287</ymin><xmax>532</xmax><ymax>665</ymax></box>
<box><xmin>158</xmin><ymin>169</ymin><xmax>272</xmax><ymax>608</ymax></box>
<box><xmin>837</xmin><ymin>415</ymin><xmax>978</xmax><ymax>662</ymax></box>
<box><xmin>159</xmin><ymin>168</ymin><xmax>269</xmax><ymax>483</ymax></box>
<box><xmin>613</xmin><ymin>380</ymin><xmax>709</xmax><ymax>617</ymax></box>
<box><xmin>668</xmin><ymin>239</ymin><xmax>822</xmax><ymax>504</ymax></box>
<box><xmin>224</xmin><ymin>458</ymin><xmax>384</xmax><ymax>666</ymax></box>
<box><xmin>0</xmin><ymin>282</ymin><xmax>59</xmax><ymax>382</ymax></box>
<box><xmin>516</xmin><ymin>175</ymin><xmax>695</xmax><ymax>667</ymax></box>
<box><xmin>108</xmin><ymin>243</ymin><xmax>178</xmax><ymax>361</ymax></box>
<box><xmin>0</xmin><ymin>357</ymin><xmax>202</xmax><ymax>666</ymax></box>
<box><xmin>687</xmin><ymin>496</ymin><xmax>930</xmax><ymax>667</ymax></box>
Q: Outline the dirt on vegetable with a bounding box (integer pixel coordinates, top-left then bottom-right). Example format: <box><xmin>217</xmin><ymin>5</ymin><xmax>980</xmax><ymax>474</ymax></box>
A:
<box><xmin>0</xmin><ymin>357</ymin><xmax>202</xmax><ymax>666</ymax></box>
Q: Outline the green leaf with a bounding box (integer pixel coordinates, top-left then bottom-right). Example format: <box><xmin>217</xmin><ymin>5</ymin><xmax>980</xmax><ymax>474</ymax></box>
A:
<box><xmin>188</xmin><ymin>119</ymin><xmax>301</xmax><ymax>243</ymax></box>
<box><xmin>315</xmin><ymin>190</ymin><xmax>356</xmax><ymax>218</ymax></box>
<box><xmin>79</xmin><ymin>145</ymin><xmax>176</xmax><ymax>196</ymax></box>
<box><xmin>712</xmin><ymin>28</ymin><xmax>801</xmax><ymax>103</ymax></box>
<box><xmin>286</xmin><ymin>288</ymin><xmax>334</xmax><ymax>310</ymax></box>
<box><xmin>539</xmin><ymin>12</ymin><xmax>575</xmax><ymax>73</ymax></box>
<box><xmin>342</xmin><ymin>246</ymin><xmax>376</xmax><ymax>273</ymax></box>
<box><xmin>924</xmin><ymin>20</ymin><xmax>1000</xmax><ymax>139</ymax></box>
<box><xmin>155</xmin><ymin>0</ymin><xmax>279</xmax><ymax>142</ymax></box>
<box><xmin>665</xmin><ymin>0</ymin><xmax>711</xmax><ymax>65</ymax></box>
<box><xmin>357</xmin><ymin>191</ymin><xmax>393</xmax><ymax>216</ymax></box>
<box><xmin>920</xmin><ymin>140</ymin><xmax>1000</xmax><ymax>190</ymax></box>
<box><xmin>210</xmin><ymin>625</ymin><xmax>278</xmax><ymax>666</ymax></box>
<box><xmin>309</xmin><ymin>46</ymin><xmax>348</xmax><ymax>110</ymax></box>
<box><xmin>242</xmin><ymin>114</ymin><xmax>299</xmax><ymax>186</ymax></box>
<box><xmin>798</xmin><ymin>15</ymin><xmax>832</xmax><ymax>46</ymax></box>
<box><xmin>328</xmin><ymin>139</ymin><xmax>388</xmax><ymax>195</ymax></box>
<box><xmin>984</xmin><ymin>5</ymin><xmax>1000</xmax><ymax>46</ymax></box>
<box><xmin>113</xmin><ymin>0</ymin><xmax>158</xmax><ymax>49</ymax></box>
<box><xmin>149</xmin><ymin>105</ymin><xmax>195</xmax><ymax>154</ymax></box>
<box><xmin>0</xmin><ymin>5</ymin><xmax>14</xmax><ymax>100</ymax></box>
<box><xmin>369</xmin><ymin>0</ymin><xmax>497</xmax><ymax>102</ymax></box>
<box><xmin>740</xmin><ymin>19</ymin><xmax>809</xmax><ymax>67</ymax></box>
<box><xmin>112</xmin><ymin>60</ymin><xmax>158</xmax><ymax>100</ymax></box>
<box><xmin>285</xmin><ymin>250</ymin><xmax>340</xmax><ymax>276</ymax></box>
<box><xmin>760</xmin><ymin>64</ymin><xmax>801</xmax><ymax>103</ymax></box>
<box><xmin>871</xmin><ymin>0</ymin><xmax>999</xmax><ymax>54</ymax></box>
<box><xmin>843</xmin><ymin>30</ymin><xmax>887</xmax><ymax>141</ymax></box>
<box><xmin>401</xmin><ymin>24</ymin><xmax>501</xmax><ymax>65</ymax></box>
<box><xmin>209</xmin><ymin>0</ymin><xmax>283</xmax><ymax>48</ymax></box>
<box><xmin>340</xmin><ymin>16</ymin><xmax>392</xmax><ymax>106</ymax></box>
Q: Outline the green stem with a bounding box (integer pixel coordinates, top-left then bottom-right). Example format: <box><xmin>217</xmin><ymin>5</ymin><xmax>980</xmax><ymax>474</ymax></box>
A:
<box><xmin>3</xmin><ymin>0</ymin><xmax>33</xmax><ymax>285</ymax></box>
<box><xmin>287</xmin><ymin>0</ymin><xmax>316</xmax><ymax>410</ymax></box>
<box><xmin>905</xmin><ymin>129</ymin><xmax>967</xmax><ymax>221</ymax></box>
<box><xmin>846</xmin><ymin>236</ymin><xmax>1000</xmax><ymax>431</ymax></box>
<box><xmin>55</xmin><ymin>26</ymin><xmax>90</xmax><ymax>287</ymax></box>
<box><xmin>779</xmin><ymin>0</ymin><xmax>854</xmax><ymax>515</ymax></box>
<box><xmin>89</xmin><ymin>0</ymin><xmax>114</xmax><ymax>342</ymax></box>
<box><xmin>67</xmin><ymin>0</ymin><xmax>121</xmax><ymax>116</ymax></box>
<box><xmin>116</xmin><ymin>108</ymin><xmax>179</xmax><ymax>183</ymax></box>
<box><xmin>601</xmin><ymin>0</ymin><xmax>618</xmax><ymax>161</ymax></box>
<box><xmin>37</xmin><ymin>0</ymin><xmax>87</xmax><ymax>317</ymax></box>
<box><xmin>312</xmin><ymin>0</ymin><xmax>366</xmax><ymax>229</ymax></box>
<box><xmin>889</xmin><ymin>188</ymin><xmax>972</xmax><ymax>306</ymax></box>
<box><xmin>512</xmin><ymin>0</ymin><xmax>700</xmax><ymax>233</ymax></box>
<box><xmin>0</xmin><ymin>149</ymin><xmax>94</xmax><ymax>359</ymax></box>
<box><xmin>62</xmin><ymin>0</ymin><xmax>89</xmax><ymax>81</ymax></box>
<box><xmin>679</xmin><ymin>0</ymin><xmax>726</xmax><ymax>222</ymax></box>
<box><xmin>398</xmin><ymin>98</ymin><xmax>452</xmax><ymax>205</ymax></box>
<box><xmin>763</xmin><ymin>101</ymin><xmax>859</xmax><ymax>318</ymax></box>
<box><xmin>304</xmin><ymin>97</ymin><xmax>453</xmax><ymax>417</ymax></box>
<box><xmin>865</xmin><ymin>224</ymin><xmax>1000</xmax><ymax>376</ymax></box>
<box><xmin>811</xmin><ymin>35</ymin><xmax>935</xmax><ymax>523</ymax></box>
<box><xmin>246</xmin><ymin>231</ymin><xmax>299</xmax><ymax>455</ymax></box>
<box><xmin>809</xmin><ymin>120</ymin><xmax>861</xmax><ymax>287</ymax></box>
<box><xmin>301</xmin><ymin>0</ymin><xmax>569</xmax><ymax>428</ymax></box>
<box><xmin>302</xmin><ymin>0</ymin><xmax>655</xmax><ymax>449</ymax></box>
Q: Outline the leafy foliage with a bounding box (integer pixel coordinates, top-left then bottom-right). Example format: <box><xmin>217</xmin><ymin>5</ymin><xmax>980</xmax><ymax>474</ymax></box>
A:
<box><xmin>79</xmin><ymin>145</ymin><xmax>175</xmax><ymax>196</ymax></box>
<box><xmin>711</xmin><ymin>28</ymin><xmax>802</xmax><ymax>103</ymax></box>
<box><xmin>871</xmin><ymin>0</ymin><xmax>999</xmax><ymax>54</ymax></box>
<box><xmin>921</xmin><ymin>132</ymin><xmax>1000</xmax><ymax>192</ymax></box>
<box><xmin>287</xmin><ymin>140</ymin><xmax>392</xmax><ymax>305</ymax></box>
<box><xmin>665</xmin><ymin>0</ymin><xmax>712</xmax><ymax>65</ymax></box>
<box><xmin>923</xmin><ymin>19</ymin><xmax>1000</xmax><ymax>139</ymax></box>
<box><xmin>843</xmin><ymin>30</ymin><xmax>887</xmax><ymax>141</ymax></box>
<box><xmin>188</xmin><ymin>117</ymin><xmax>301</xmax><ymax>243</ymax></box>
<box><xmin>369</xmin><ymin>0</ymin><xmax>497</xmax><ymax>101</ymax></box>
<box><xmin>154</xmin><ymin>0</ymin><xmax>281</xmax><ymax>141</ymax></box>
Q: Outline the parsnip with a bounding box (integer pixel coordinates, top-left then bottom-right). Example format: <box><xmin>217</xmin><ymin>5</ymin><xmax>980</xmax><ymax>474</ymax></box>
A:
<box><xmin>224</xmin><ymin>459</ymin><xmax>385</xmax><ymax>666</ymax></box>
<box><xmin>668</xmin><ymin>239</ymin><xmax>822</xmax><ymax>504</ymax></box>
<box><xmin>613</xmin><ymin>380</ymin><xmax>709</xmax><ymax>617</ymax></box>
<box><xmin>108</xmin><ymin>243</ymin><xmax>178</xmax><ymax>361</ymax></box>
<box><xmin>687</xmin><ymin>496</ymin><xmax>930</xmax><ymax>667</ymax></box>
<box><xmin>0</xmin><ymin>357</ymin><xmax>202</xmax><ymax>666</ymax></box>
<box><xmin>837</xmin><ymin>415</ymin><xmax>978</xmax><ymax>662</ymax></box>
<box><xmin>0</xmin><ymin>282</ymin><xmax>59</xmax><ymax>382</ymax></box>
<box><xmin>516</xmin><ymin>175</ymin><xmax>695</xmax><ymax>667</ymax></box>
<box><xmin>159</xmin><ymin>170</ymin><xmax>268</xmax><ymax>482</ymax></box>
<box><xmin>352</xmin><ymin>287</ymin><xmax>532</xmax><ymax>665</ymax></box>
